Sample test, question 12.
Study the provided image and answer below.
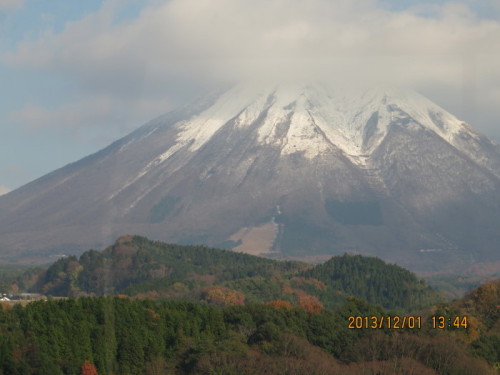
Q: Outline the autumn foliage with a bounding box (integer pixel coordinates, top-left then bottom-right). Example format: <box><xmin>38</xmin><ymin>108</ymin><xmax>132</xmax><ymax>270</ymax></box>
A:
<box><xmin>81</xmin><ymin>360</ymin><xmax>98</xmax><ymax>375</ymax></box>
<box><xmin>202</xmin><ymin>286</ymin><xmax>245</xmax><ymax>306</ymax></box>
<box><xmin>464</xmin><ymin>280</ymin><xmax>500</xmax><ymax>328</ymax></box>
<box><xmin>298</xmin><ymin>295</ymin><xmax>323</xmax><ymax>314</ymax></box>
<box><xmin>281</xmin><ymin>285</ymin><xmax>294</xmax><ymax>294</ymax></box>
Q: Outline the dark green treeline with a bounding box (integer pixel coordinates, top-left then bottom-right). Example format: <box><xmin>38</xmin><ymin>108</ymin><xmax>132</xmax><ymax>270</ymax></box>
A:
<box><xmin>0</xmin><ymin>297</ymin><xmax>495</xmax><ymax>375</ymax></box>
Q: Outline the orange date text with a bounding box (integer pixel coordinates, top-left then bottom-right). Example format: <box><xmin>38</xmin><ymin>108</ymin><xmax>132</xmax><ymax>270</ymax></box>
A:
<box><xmin>348</xmin><ymin>316</ymin><xmax>422</xmax><ymax>329</ymax></box>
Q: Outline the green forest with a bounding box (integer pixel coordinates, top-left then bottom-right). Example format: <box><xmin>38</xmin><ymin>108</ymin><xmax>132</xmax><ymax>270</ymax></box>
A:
<box><xmin>2</xmin><ymin>288</ymin><xmax>500</xmax><ymax>375</ymax></box>
<box><xmin>22</xmin><ymin>235</ymin><xmax>441</xmax><ymax>312</ymax></box>
<box><xmin>1</xmin><ymin>235</ymin><xmax>500</xmax><ymax>374</ymax></box>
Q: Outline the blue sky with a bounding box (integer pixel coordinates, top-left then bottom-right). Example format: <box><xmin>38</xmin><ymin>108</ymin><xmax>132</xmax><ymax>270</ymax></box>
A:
<box><xmin>1</xmin><ymin>0</ymin><xmax>499</xmax><ymax>194</ymax></box>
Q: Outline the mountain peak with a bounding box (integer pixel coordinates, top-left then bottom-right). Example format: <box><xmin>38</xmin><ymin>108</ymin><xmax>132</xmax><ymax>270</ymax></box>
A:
<box><xmin>163</xmin><ymin>83</ymin><xmax>474</xmax><ymax>166</ymax></box>
<box><xmin>1</xmin><ymin>82</ymin><xmax>499</xmax><ymax>272</ymax></box>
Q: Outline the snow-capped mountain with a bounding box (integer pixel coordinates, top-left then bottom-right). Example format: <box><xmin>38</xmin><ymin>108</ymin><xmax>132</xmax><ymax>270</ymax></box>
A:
<box><xmin>1</xmin><ymin>83</ymin><xmax>499</xmax><ymax>272</ymax></box>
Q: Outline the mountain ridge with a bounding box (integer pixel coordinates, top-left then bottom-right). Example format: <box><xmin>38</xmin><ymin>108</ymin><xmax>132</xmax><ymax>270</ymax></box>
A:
<box><xmin>22</xmin><ymin>235</ymin><xmax>441</xmax><ymax>312</ymax></box>
<box><xmin>1</xmin><ymin>84</ymin><xmax>499</xmax><ymax>272</ymax></box>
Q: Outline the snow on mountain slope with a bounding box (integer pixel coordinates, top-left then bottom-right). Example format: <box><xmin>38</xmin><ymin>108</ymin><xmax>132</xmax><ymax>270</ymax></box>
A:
<box><xmin>145</xmin><ymin>84</ymin><xmax>481</xmax><ymax>169</ymax></box>
<box><xmin>0</xmin><ymin>83</ymin><xmax>499</xmax><ymax>272</ymax></box>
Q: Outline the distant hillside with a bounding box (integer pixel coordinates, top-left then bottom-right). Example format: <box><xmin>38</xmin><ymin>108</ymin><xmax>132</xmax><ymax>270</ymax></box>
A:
<box><xmin>29</xmin><ymin>235</ymin><xmax>441</xmax><ymax>311</ymax></box>
<box><xmin>32</xmin><ymin>235</ymin><xmax>304</xmax><ymax>295</ymax></box>
<box><xmin>422</xmin><ymin>261</ymin><xmax>500</xmax><ymax>300</ymax></box>
<box><xmin>303</xmin><ymin>254</ymin><xmax>439</xmax><ymax>310</ymax></box>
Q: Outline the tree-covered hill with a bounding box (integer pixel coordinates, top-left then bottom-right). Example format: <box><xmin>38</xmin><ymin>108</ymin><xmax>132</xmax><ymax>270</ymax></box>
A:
<box><xmin>32</xmin><ymin>235</ymin><xmax>305</xmax><ymax>296</ymax></box>
<box><xmin>303</xmin><ymin>254</ymin><xmax>439</xmax><ymax>310</ymax></box>
<box><xmin>24</xmin><ymin>235</ymin><xmax>441</xmax><ymax>312</ymax></box>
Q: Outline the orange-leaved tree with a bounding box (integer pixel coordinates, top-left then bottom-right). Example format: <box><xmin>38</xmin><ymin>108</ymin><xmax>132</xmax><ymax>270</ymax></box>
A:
<box><xmin>81</xmin><ymin>360</ymin><xmax>98</xmax><ymax>375</ymax></box>
<box><xmin>298</xmin><ymin>295</ymin><xmax>323</xmax><ymax>314</ymax></box>
<box><xmin>202</xmin><ymin>286</ymin><xmax>245</xmax><ymax>306</ymax></box>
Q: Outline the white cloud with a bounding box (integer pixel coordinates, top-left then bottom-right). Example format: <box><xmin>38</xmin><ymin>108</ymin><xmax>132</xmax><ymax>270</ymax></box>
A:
<box><xmin>6</xmin><ymin>0</ymin><xmax>499</xmax><ymax>81</ymax></box>
<box><xmin>0</xmin><ymin>185</ymin><xmax>11</xmax><ymax>196</ymax></box>
<box><xmin>8</xmin><ymin>95</ymin><xmax>174</xmax><ymax>142</ymax></box>
<box><xmin>2</xmin><ymin>0</ymin><xmax>500</xmax><ymax>139</ymax></box>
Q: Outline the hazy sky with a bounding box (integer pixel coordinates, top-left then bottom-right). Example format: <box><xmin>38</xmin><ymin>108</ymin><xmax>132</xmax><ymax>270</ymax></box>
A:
<box><xmin>1</xmin><ymin>0</ymin><xmax>499</xmax><ymax>193</ymax></box>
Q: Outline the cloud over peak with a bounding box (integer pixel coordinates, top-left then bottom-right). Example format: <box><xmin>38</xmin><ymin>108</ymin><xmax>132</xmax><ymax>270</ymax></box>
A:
<box><xmin>2</xmin><ymin>0</ymin><xmax>500</xmax><ymax>139</ymax></box>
